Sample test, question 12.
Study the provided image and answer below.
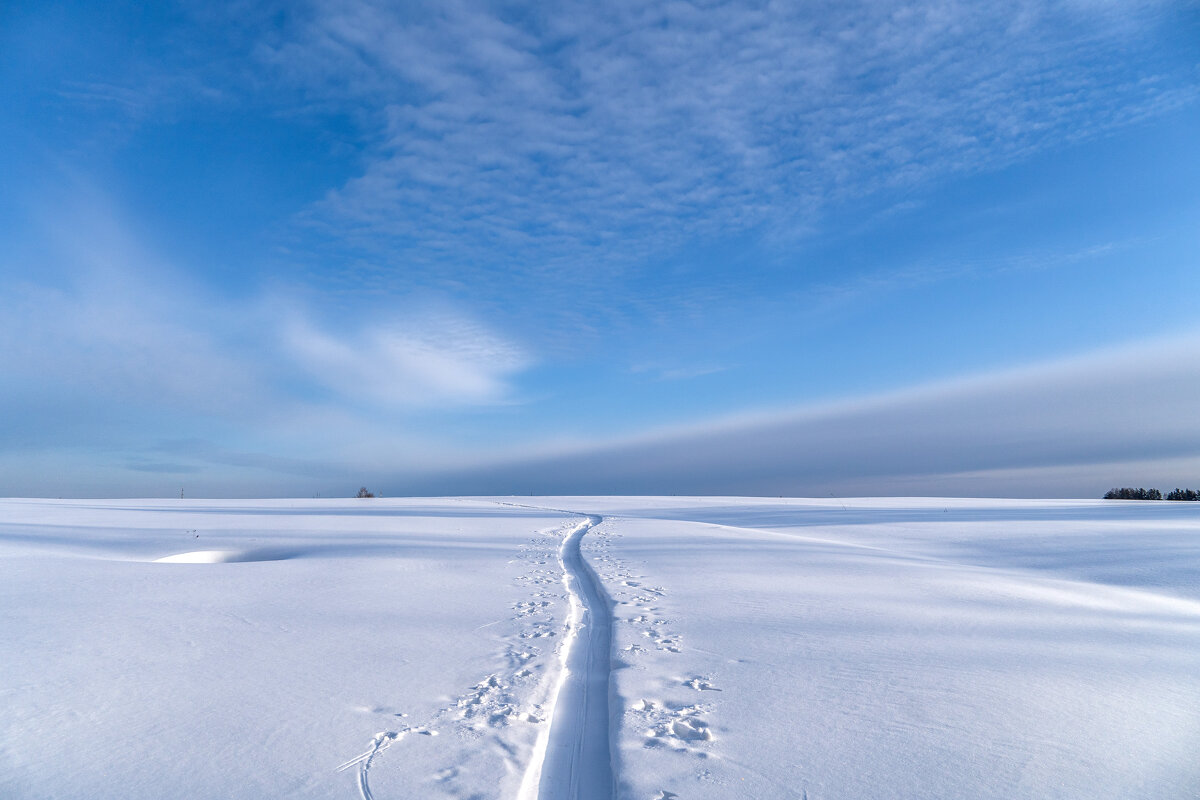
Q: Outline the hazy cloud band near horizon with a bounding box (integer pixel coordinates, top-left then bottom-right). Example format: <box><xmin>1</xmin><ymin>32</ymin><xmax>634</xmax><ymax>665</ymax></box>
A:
<box><xmin>401</xmin><ymin>335</ymin><xmax>1200</xmax><ymax>498</ymax></box>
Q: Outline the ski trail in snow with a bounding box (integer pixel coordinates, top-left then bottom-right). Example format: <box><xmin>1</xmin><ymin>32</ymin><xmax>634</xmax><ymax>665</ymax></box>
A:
<box><xmin>337</xmin><ymin>725</ymin><xmax>437</xmax><ymax>799</ymax></box>
<box><xmin>341</xmin><ymin>504</ymin><xmax>614</xmax><ymax>799</ymax></box>
<box><xmin>338</xmin><ymin>730</ymin><xmax>393</xmax><ymax>800</ymax></box>
<box><xmin>354</xmin><ymin>735</ymin><xmax>384</xmax><ymax>800</ymax></box>
<box><xmin>516</xmin><ymin>513</ymin><xmax>615</xmax><ymax>800</ymax></box>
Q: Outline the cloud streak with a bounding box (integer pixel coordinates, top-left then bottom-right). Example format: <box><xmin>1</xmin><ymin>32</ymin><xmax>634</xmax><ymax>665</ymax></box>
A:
<box><xmin>0</xmin><ymin>179</ymin><xmax>532</xmax><ymax>490</ymax></box>
<box><xmin>407</xmin><ymin>333</ymin><xmax>1200</xmax><ymax>497</ymax></box>
<box><xmin>284</xmin><ymin>312</ymin><xmax>528</xmax><ymax>408</ymax></box>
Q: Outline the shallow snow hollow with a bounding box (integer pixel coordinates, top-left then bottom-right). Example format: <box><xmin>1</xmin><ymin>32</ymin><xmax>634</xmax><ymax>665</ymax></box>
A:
<box><xmin>153</xmin><ymin>548</ymin><xmax>293</xmax><ymax>563</ymax></box>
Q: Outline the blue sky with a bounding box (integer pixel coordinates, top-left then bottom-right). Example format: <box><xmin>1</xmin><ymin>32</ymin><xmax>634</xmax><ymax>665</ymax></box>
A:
<box><xmin>2</xmin><ymin>0</ymin><xmax>1198</xmax><ymax>497</ymax></box>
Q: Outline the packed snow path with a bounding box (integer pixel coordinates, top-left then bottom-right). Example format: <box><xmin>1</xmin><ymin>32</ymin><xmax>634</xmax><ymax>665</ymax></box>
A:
<box><xmin>532</xmin><ymin>514</ymin><xmax>615</xmax><ymax>800</ymax></box>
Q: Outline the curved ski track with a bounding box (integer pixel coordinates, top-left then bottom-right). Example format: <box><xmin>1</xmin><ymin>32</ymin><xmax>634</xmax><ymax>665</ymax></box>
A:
<box><xmin>528</xmin><ymin>513</ymin><xmax>615</xmax><ymax>800</ymax></box>
<box><xmin>342</xmin><ymin>506</ymin><xmax>616</xmax><ymax>800</ymax></box>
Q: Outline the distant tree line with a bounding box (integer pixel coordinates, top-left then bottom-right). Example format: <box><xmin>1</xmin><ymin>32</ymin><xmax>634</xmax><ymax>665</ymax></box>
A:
<box><xmin>1104</xmin><ymin>487</ymin><xmax>1199</xmax><ymax>500</ymax></box>
<box><xmin>1104</xmin><ymin>487</ymin><xmax>1162</xmax><ymax>500</ymax></box>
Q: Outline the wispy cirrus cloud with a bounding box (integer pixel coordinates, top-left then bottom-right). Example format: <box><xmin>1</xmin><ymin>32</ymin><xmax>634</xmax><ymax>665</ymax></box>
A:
<box><xmin>257</xmin><ymin>0</ymin><xmax>1196</xmax><ymax>286</ymax></box>
<box><xmin>283</xmin><ymin>312</ymin><xmax>529</xmax><ymax>408</ymax></box>
<box><xmin>0</xmin><ymin>178</ymin><xmax>532</xmax><ymax>484</ymax></box>
<box><xmin>631</xmin><ymin>362</ymin><xmax>730</xmax><ymax>382</ymax></box>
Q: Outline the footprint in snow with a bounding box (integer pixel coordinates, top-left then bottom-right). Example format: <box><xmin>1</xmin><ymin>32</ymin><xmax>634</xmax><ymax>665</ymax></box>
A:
<box><xmin>668</xmin><ymin>717</ymin><xmax>711</xmax><ymax>741</ymax></box>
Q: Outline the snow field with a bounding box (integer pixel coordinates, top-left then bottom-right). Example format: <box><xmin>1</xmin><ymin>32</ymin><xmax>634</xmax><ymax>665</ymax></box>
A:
<box><xmin>2</xmin><ymin>497</ymin><xmax>1199</xmax><ymax>799</ymax></box>
<box><xmin>0</xmin><ymin>499</ymin><xmax>578</xmax><ymax>799</ymax></box>
<box><xmin>570</xmin><ymin>497</ymin><xmax>1200</xmax><ymax>799</ymax></box>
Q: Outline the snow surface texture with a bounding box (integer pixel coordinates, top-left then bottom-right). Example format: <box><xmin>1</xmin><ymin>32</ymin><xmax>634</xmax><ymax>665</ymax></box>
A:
<box><xmin>2</xmin><ymin>497</ymin><xmax>1199</xmax><ymax>799</ymax></box>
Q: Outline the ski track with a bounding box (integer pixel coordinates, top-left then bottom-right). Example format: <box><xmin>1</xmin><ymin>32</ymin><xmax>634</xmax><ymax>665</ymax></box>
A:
<box><xmin>338</xmin><ymin>505</ymin><xmax>615</xmax><ymax>800</ymax></box>
<box><xmin>531</xmin><ymin>513</ymin><xmax>615</xmax><ymax>800</ymax></box>
<box><xmin>336</xmin><ymin>730</ymin><xmax>392</xmax><ymax>800</ymax></box>
<box><xmin>353</xmin><ymin>733</ymin><xmax>386</xmax><ymax>800</ymax></box>
<box><xmin>337</xmin><ymin>726</ymin><xmax>436</xmax><ymax>800</ymax></box>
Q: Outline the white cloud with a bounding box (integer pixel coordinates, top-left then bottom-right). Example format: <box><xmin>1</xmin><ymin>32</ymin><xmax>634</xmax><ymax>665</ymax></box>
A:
<box><xmin>283</xmin><ymin>312</ymin><xmax>528</xmax><ymax>408</ymax></box>
<box><xmin>631</xmin><ymin>362</ymin><xmax>729</xmax><ymax>382</ymax></box>
<box><xmin>0</xmin><ymin>178</ymin><xmax>532</xmax><ymax>486</ymax></box>
<box><xmin>259</xmin><ymin>0</ymin><xmax>1196</xmax><ymax>282</ymax></box>
<box><xmin>0</xmin><ymin>189</ymin><xmax>266</xmax><ymax>427</ymax></box>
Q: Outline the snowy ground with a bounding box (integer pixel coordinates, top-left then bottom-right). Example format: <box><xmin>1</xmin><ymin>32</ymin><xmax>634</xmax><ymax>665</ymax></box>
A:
<box><xmin>2</xmin><ymin>497</ymin><xmax>1198</xmax><ymax>799</ymax></box>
